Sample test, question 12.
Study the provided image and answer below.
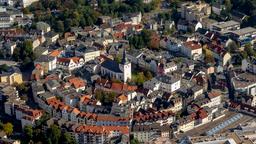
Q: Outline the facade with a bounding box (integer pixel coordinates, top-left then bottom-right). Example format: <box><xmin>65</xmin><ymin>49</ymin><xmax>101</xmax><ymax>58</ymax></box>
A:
<box><xmin>232</xmin><ymin>73</ymin><xmax>256</xmax><ymax>96</ymax></box>
<box><xmin>242</xmin><ymin>58</ymin><xmax>256</xmax><ymax>74</ymax></box>
<box><xmin>101</xmin><ymin>50</ymin><xmax>131</xmax><ymax>82</ymax></box>
<box><xmin>34</xmin><ymin>55</ymin><xmax>57</xmax><ymax>73</ymax></box>
<box><xmin>181</xmin><ymin>2</ymin><xmax>211</xmax><ymax>22</ymax></box>
<box><xmin>143</xmin><ymin>74</ymin><xmax>181</xmax><ymax>93</ymax></box>
<box><xmin>181</xmin><ymin>41</ymin><xmax>202</xmax><ymax>60</ymax></box>
<box><xmin>21</xmin><ymin>0</ymin><xmax>39</xmax><ymax>7</ymax></box>
<box><xmin>0</xmin><ymin>66</ymin><xmax>23</xmax><ymax>85</ymax></box>
<box><xmin>36</xmin><ymin>22</ymin><xmax>51</xmax><ymax>33</ymax></box>
<box><xmin>211</xmin><ymin>20</ymin><xmax>240</xmax><ymax>33</ymax></box>
<box><xmin>75</xmin><ymin>47</ymin><xmax>100</xmax><ymax>63</ymax></box>
<box><xmin>0</xmin><ymin>12</ymin><xmax>13</xmax><ymax>28</ymax></box>
<box><xmin>57</xmin><ymin>57</ymin><xmax>85</xmax><ymax>71</ymax></box>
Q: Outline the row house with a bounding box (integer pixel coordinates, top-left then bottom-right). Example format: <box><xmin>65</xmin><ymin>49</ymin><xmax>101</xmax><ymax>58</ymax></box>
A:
<box><xmin>15</xmin><ymin>107</ymin><xmax>42</xmax><ymax>128</ymax></box>
<box><xmin>232</xmin><ymin>72</ymin><xmax>256</xmax><ymax>96</ymax></box>
<box><xmin>47</xmin><ymin>98</ymin><xmax>130</xmax><ymax>126</ymax></box>
<box><xmin>73</xmin><ymin>125</ymin><xmax>129</xmax><ymax>144</ymax></box>
<box><xmin>242</xmin><ymin>58</ymin><xmax>256</xmax><ymax>74</ymax></box>
<box><xmin>57</xmin><ymin>57</ymin><xmax>85</xmax><ymax>71</ymax></box>
<box><xmin>143</xmin><ymin>74</ymin><xmax>181</xmax><ymax>93</ymax></box>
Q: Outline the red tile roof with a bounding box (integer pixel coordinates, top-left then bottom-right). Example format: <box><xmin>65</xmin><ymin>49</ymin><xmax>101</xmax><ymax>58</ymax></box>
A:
<box><xmin>68</xmin><ymin>77</ymin><xmax>86</xmax><ymax>89</ymax></box>
<box><xmin>184</xmin><ymin>41</ymin><xmax>202</xmax><ymax>50</ymax></box>
<box><xmin>75</xmin><ymin>125</ymin><xmax>129</xmax><ymax>135</ymax></box>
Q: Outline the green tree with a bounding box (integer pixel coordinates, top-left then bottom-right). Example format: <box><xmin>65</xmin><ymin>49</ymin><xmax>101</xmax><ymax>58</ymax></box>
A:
<box><xmin>62</xmin><ymin>132</ymin><xmax>76</xmax><ymax>144</ymax></box>
<box><xmin>55</xmin><ymin>21</ymin><xmax>64</xmax><ymax>33</ymax></box>
<box><xmin>131</xmin><ymin>138</ymin><xmax>140</xmax><ymax>144</ymax></box>
<box><xmin>24</xmin><ymin>125</ymin><xmax>33</xmax><ymax>141</ymax></box>
<box><xmin>145</xmin><ymin>71</ymin><xmax>153</xmax><ymax>80</ymax></box>
<box><xmin>49</xmin><ymin>124</ymin><xmax>61</xmax><ymax>144</ymax></box>
<box><xmin>226</xmin><ymin>41</ymin><xmax>238</xmax><ymax>53</ymax></box>
<box><xmin>136</xmin><ymin>72</ymin><xmax>146</xmax><ymax>85</ymax></box>
<box><xmin>3</xmin><ymin>123</ymin><xmax>13</xmax><ymax>136</ymax></box>
<box><xmin>204</xmin><ymin>49</ymin><xmax>215</xmax><ymax>64</ymax></box>
<box><xmin>244</xmin><ymin>43</ymin><xmax>256</xmax><ymax>57</ymax></box>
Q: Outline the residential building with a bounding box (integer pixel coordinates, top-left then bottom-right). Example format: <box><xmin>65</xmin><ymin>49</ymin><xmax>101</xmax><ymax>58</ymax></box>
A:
<box><xmin>242</xmin><ymin>58</ymin><xmax>256</xmax><ymax>74</ymax></box>
<box><xmin>181</xmin><ymin>41</ymin><xmax>202</xmax><ymax>60</ymax></box>
<box><xmin>36</xmin><ymin>22</ymin><xmax>51</xmax><ymax>33</ymax></box>
<box><xmin>0</xmin><ymin>12</ymin><xmax>13</xmax><ymax>28</ymax></box>
<box><xmin>57</xmin><ymin>57</ymin><xmax>85</xmax><ymax>71</ymax></box>
<box><xmin>231</xmin><ymin>27</ymin><xmax>256</xmax><ymax>39</ymax></box>
<box><xmin>21</xmin><ymin>0</ymin><xmax>39</xmax><ymax>7</ymax></box>
<box><xmin>232</xmin><ymin>72</ymin><xmax>256</xmax><ymax>96</ymax></box>
<box><xmin>75</xmin><ymin>46</ymin><xmax>100</xmax><ymax>63</ymax></box>
<box><xmin>0</xmin><ymin>66</ymin><xmax>23</xmax><ymax>85</ymax></box>
<box><xmin>34</xmin><ymin>55</ymin><xmax>57</xmax><ymax>73</ymax></box>
<box><xmin>181</xmin><ymin>2</ymin><xmax>211</xmax><ymax>22</ymax></box>
<box><xmin>210</xmin><ymin>20</ymin><xmax>240</xmax><ymax>33</ymax></box>
<box><xmin>45</xmin><ymin>31</ymin><xmax>59</xmax><ymax>44</ymax></box>
<box><xmin>143</xmin><ymin>74</ymin><xmax>181</xmax><ymax>93</ymax></box>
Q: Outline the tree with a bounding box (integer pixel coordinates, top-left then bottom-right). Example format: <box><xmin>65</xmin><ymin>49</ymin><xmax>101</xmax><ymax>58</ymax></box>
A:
<box><xmin>24</xmin><ymin>125</ymin><xmax>33</xmax><ymax>141</ymax></box>
<box><xmin>226</xmin><ymin>41</ymin><xmax>238</xmax><ymax>53</ymax></box>
<box><xmin>204</xmin><ymin>49</ymin><xmax>215</xmax><ymax>64</ymax></box>
<box><xmin>49</xmin><ymin>124</ymin><xmax>61</xmax><ymax>144</ymax></box>
<box><xmin>136</xmin><ymin>72</ymin><xmax>146</xmax><ymax>85</ymax></box>
<box><xmin>145</xmin><ymin>71</ymin><xmax>153</xmax><ymax>80</ymax></box>
<box><xmin>62</xmin><ymin>132</ymin><xmax>76</xmax><ymax>144</ymax></box>
<box><xmin>131</xmin><ymin>138</ymin><xmax>139</xmax><ymax>144</ymax></box>
<box><xmin>55</xmin><ymin>21</ymin><xmax>64</xmax><ymax>33</ymax></box>
<box><xmin>244</xmin><ymin>43</ymin><xmax>256</xmax><ymax>57</ymax></box>
<box><xmin>3</xmin><ymin>123</ymin><xmax>13</xmax><ymax>136</ymax></box>
<box><xmin>95</xmin><ymin>90</ymin><xmax>116</xmax><ymax>105</ymax></box>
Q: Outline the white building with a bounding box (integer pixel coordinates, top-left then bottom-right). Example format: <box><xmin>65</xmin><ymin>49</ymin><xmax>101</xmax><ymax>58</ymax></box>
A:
<box><xmin>181</xmin><ymin>41</ymin><xmax>202</xmax><ymax>60</ymax></box>
<box><xmin>210</xmin><ymin>20</ymin><xmax>240</xmax><ymax>33</ymax></box>
<box><xmin>0</xmin><ymin>12</ymin><xmax>13</xmax><ymax>28</ymax></box>
<box><xmin>21</xmin><ymin>0</ymin><xmax>39</xmax><ymax>7</ymax></box>
<box><xmin>0</xmin><ymin>0</ymin><xmax>13</xmax><ymax>6</ymax></box>
<box><xmin>242</xmin><ymin>58</ymin><xmax>256</xmax><ymax>74</ymax></box>
<box><xmin>57</xmin><ymin>57</ymin><xmax>85</xmax><ymax>71</ymax></box>
<box><xmin>232</xmin><ymin>73</ymin><xmax>256</xmax><ymax>96</ymax></box>
<box><xmin>143</xmin><ymin>74</ymin><xmax>181</xmax><ymax>93</ymax></box>
<box><xmin>34</xmin><ymin>55</ymin><xmax>57</xmax><ymax>73</ymax></box>
<box><xmin>75</xmin><ymin>47</ymin><xmax>100</xmax><ymax>63</ymax></box>
<box><xmin>101</xmin><ymin>50</ymin><xmax>131</xmax><ymax>82</ymax></box>
<box><xmin>36</xmin><ymin>22</ymin><xmax>51</xmax><ymax>33</ymax></box>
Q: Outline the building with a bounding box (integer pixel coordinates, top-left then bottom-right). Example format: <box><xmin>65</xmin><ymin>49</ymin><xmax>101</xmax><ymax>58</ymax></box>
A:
<box><xmin>75</xmin><ymin>46</ymin><xmax>100</xmax><ymax>63</ymax></box>
<box><xmin>143</xmin><ymin>74</ymin><xmax>181</xmax><ymax>93</ymax></box>
<box><xmin>101</xmin><ymin>50</ymin><xmax>131</xmax><ymax>82</ymax></box>
<box><xmin>181</xmin><ymin>132</ymin><xmax>254</xmax><ymax>144</ymax></box>
<box><xmin>242</xmin><ymin>58</ymin><xmax>256</xmax><ymax>74</ymax></box>
<box><xmin>36</xmin><ymin>22</ymin><xmax>51</xmax><ymax>33</ymax></box>
<box><xmin>231</xmin><ymin>27</ymin><xmax>256</xmax><ymax>39</ymax></box>
<box><xmin>0</xmin><ymin>12</ymin><xmax>13</xmax><ymax>28</ymax></box>
<box><xmin>232</xmin><ymin>72</ymin><xmax>256</xmax><ymax>96</ymax></box>
<box><xmin>181</xmin><ymin>41</ymin><xmax>202</xmax><ymax>60</ymax></box>
<box><xmin>0</xmin><ymin>0</ymin><xmax>13</xmax><ymax>6</ymax></box>
<box><xmin>34</xmin><ymin>55</ymin><xmax>57</xmax><ymax>73</ymax></box>
<box><xmin>0</xmin><ymin>66</ymin><xmax>23</xmax><ymax>85</ymax></box>
<box><xmin>57</xmin><ymin>57</ymin><xmax>85</xmax><ymax>71</ymax></box>
<box><xmin>73</xmin><ymin>125</ymin><xmax>129</xmax><ymax>144</ymax></box>
<box><xmin>210</xmin><ymin>20</ymin><xmax>240</xmax><ymax>33</ymax></box>
<box><xmin>45</xmin><ymin>31</ymin><xmax>59</xmax><ymax>44</ymax></box>
<box><xmin>181</xmin><ymin>2</ymin><xmax>211</xmax><ymax>22</ymax></box>
<box><xmin>21</xmin><ymin>0</ymin><xmax>39</xmax><ymax>7</ymax></box>
<box><xmin>211</xmin><ymin>0</ymin><xmax>225</xmax><ymax>15</ymax></box>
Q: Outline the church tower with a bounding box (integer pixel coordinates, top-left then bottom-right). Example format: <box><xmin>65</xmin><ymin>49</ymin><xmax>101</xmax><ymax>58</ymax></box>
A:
<box><xmin>119</xmin><ymin>50</ymin><xmax>131</xmax><ymax>82</ymax></box>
